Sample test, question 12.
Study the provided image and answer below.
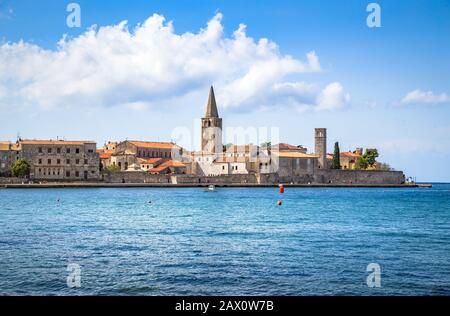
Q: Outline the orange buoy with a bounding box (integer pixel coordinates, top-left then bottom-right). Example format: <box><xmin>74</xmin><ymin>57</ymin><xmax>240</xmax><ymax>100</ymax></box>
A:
<box><xmin>279</xmin><ymin>184</ymin><xmax>285</xmax><ymax>194</ymax></box>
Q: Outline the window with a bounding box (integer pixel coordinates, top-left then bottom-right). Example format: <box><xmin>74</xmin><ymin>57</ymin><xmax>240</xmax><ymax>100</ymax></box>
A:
<box><xmin>76</xmin><ymin>159</ymin><xmax>80</xmax><ymax>165</ymax></box>
<box><xmin>76</xmin><ymin>148</ymin><xmax>80</xmax><ymax>154</ymax></box>
<box><xmin>75</xmin><ymin>171</ymin><xmax>80</xmax><ymax>177</ymax></box>
<box><xmin>84</xmin><ymin>159</ymin><xmax>88</xmax><ymax>165</ymax></box>
<box><xmin>38</xmin><ymin>147</ymin><xmax>42</xmax><ymax>153</ymax></box>
<box><xmin>57</xmin><ymin>148</ymin><xmax>61</xmax><ymax>154</ymax></box>
<box><xmin>38</xmin><ymin>159</ymin><xmax>42</xmax><ymax>164</ymax></box>
<box><xmin>66</xmin><ymin>171</ymin><xmax>70</xmax><ymax>177</ymax></box>
<box><xmin>48</xmin><ymin>148</ymin><xmax>52</xmax><ymax>154</ymax></box>
<box><xmin>67</xmin><ymin>148</ymin><xmax>71</xmax><ymax>154</ymax></box>
<box><xmin>48</xmin><ymin>159</ymin><xmax>51</xmax><ymax>165</ymax></box>
<box><xmin>57</xmin><ymin>159</ymin><xmax>61</xmax><ymax>165</ymax></box>
<box><xmin>88</xmin><ymin>149</ymin><xmax>94</xmax><ymax>153</ymax></box>
<box><xmin>66</xmin><ymin>159</ymin><xmax>70</xmax><ymax>165</ymax></box>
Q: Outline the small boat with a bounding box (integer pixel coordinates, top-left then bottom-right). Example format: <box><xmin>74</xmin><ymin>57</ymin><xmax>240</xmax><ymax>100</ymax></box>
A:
<box><xmin>206</xmin><ymin>185</ymin><xmax>216</xmax><ymax>192</ymax></box>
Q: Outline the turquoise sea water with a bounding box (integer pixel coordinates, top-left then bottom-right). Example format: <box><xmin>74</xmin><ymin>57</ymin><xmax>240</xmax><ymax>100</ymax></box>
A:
<box><xmin>0</xmin><ymin>184</ymin><xmax>449</xmax><ymax>296</ymax></box>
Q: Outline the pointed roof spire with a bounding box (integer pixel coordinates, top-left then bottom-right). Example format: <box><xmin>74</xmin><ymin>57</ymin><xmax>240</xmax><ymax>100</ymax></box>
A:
<box><xmin>205</xmin><ymin>86</ymin><xmax>219</xmax><ymax>118</ymax></box>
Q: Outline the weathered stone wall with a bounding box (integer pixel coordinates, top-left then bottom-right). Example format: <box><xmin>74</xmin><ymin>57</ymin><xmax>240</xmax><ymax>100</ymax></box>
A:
<box><xmin>176</xmin><ymin>174</ymin><xmax>257</xmax><ymax>185</ymax></box>
<box><xmin>313</xmin><ymin>169</ymin><xmax>405</xmax><ymax>184</ymax></box>
<box><xmin>103</xmin><ymin>172</ymin><xmax>172</xmax><ymax>184</ymax></box>
<box><xmin>102</xmin><ymin>172</ymin><xmax>257</xmax><ymax>185</ymax></box>
<box><xmin>0</xmin><ymin>177</ymin><xmax>27</xmax><ymax>184</ymax></box>
<box><xmin>1</xmin><ymin>170</ymin><xmax>405</xmax><ymax>185</ymax></box>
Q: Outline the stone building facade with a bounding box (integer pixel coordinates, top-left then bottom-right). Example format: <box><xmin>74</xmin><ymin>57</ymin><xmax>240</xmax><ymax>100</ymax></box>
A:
<box><xmin>109</xmin><ymin>141</ymin><xmax>182</xmax><ymax>171</ymax></box>
<box><xmin>19</xmin><ymin>140</ymin><xmax>100</xmax><ymax>180</ymax></box>
<box><xmin>0</xmin><ymin>141</ymin><xmax>20</xmax><ymax>176</ymax></box>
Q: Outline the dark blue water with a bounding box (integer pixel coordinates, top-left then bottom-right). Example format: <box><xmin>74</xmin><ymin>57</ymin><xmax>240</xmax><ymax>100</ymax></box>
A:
<box><xmin>0</xmin><ymin>184</ymin><xmax>449</xmax><ymax>295</ymax></box>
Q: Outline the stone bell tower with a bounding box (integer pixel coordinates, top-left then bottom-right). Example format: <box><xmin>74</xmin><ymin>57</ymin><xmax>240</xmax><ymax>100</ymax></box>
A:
<box><xmin>315</xmin><ymin>128</ymin><xmax>327</xmax><ymax>169</ymax></box>
<box><xmin>201</xmin><ymin>86</ymin><xmax>223</xmax><ymax>154</ymax></box>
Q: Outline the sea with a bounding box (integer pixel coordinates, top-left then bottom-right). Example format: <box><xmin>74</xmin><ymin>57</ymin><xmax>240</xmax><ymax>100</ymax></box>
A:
<box><xmin>0</xmin><ymin>184</ymin><xmax>449</xmax><ymax>295</ymax></box>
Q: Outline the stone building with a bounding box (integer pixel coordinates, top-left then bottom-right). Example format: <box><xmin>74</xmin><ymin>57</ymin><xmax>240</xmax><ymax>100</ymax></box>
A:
<box><xmin>110</xmin><ymin>140</ymin><xmax>182</xmax><ymax>171</ymax></box>
<box><xmin>19</xmin><ymin>140</ymin><xmax>100</xmax><ymax>180</ymax></box>
<box><xmin>326</xmin><ymin>148</ymin><xmax>363</xmax><ymax>170</ymax></box>
<box><xmin>272</xmin><ymin>152</ymin><xmax>319</xmax><ymax>178</ymax></box>
<box><xmin>0</xmin><ymin>141</ymin><xmax>20</xmax><ymax>176</ymax></box>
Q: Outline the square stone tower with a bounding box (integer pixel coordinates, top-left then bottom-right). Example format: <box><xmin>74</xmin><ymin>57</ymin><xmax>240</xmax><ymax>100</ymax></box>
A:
<box><xmin>315</xmin><ymin>128</ymin><xmax>327</xmax><ymax>169</ymax></box>
<box><xmin>201</xmin><ymin>86</ymin><xmax>223</xmax><ymax>154</ymax></box>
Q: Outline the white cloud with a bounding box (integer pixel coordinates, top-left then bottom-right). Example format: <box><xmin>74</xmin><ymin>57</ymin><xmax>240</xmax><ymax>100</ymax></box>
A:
<box><xmin>400</xmin><ymin>89</ymin><xmax>450</xmax><ymax>105</ymax></box>
<box><xmin>0</xmin><ymin>13</ymin><xmax>348</xmax><ymax>112</ymax></box>
<box><xmin>315</xmin><ymin>82</ymin><xmax>351</xmax><ymax>111</ymax></box>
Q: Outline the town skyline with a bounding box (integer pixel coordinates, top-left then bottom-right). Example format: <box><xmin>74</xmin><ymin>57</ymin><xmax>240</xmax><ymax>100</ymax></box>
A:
<box><xmin>1</xmin><ymin>0</ymin><xmax>449</xmax><ymax>181</ymax></box>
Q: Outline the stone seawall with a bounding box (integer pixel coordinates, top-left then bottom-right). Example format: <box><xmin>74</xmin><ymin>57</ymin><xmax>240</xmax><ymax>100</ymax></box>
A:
<box><xmin>0</xmin><ymin>170</ymin><xmax>406</xmax><ymax>186</ymax></box>
<box><xmin>313</xmin><ymin>170</ymin><xmax>405</xmax><ymax>185</ymax></box>
<box><xmin>103</xmin><ymin>172</ymin><xmax>172</xmax><ymax>184</ymax></box>
<box><xmin>103</xmin><ymin>170</ymin><xmax>405</xmax><ymax>185</ymax></box>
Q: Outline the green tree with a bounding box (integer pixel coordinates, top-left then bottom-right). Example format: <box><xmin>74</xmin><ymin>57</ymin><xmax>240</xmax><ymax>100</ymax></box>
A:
<box><xmin>355</xmin><ymin>157</ymin><xmax>368</xmax><ymax>170</ymax></box>
<box><xmin>331</xmin><ymin>142</ymin><xmax>341</xmax><ymax>169</ymax></box>
<box><xmin>11</xmin><ymin>159</ymin><xmax>30</xmax><ymax>178</ymax></box>
<box><xmin>363</xmin><ymin>148</ymin><xmax>379</xmax><ymax>167</ymax></box>
<box><xmin>106</xmin><ymin>164</ymin><xmax>121</xmax><ymax>173</ymax></box>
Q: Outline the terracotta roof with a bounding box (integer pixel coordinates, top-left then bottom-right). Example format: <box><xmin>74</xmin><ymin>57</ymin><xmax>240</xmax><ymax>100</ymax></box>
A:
<box><xmin>99</xmin><ymin>152</ymin><xmax>112</xmax><ymax>159</ymax></box>
<box><xmin>340</xmin><ymin>151</ymin><xmax>361</xmax><ymax>158</ymax></box>
<box><xmin>149</xmin><ymin>160</ymin><xmax>186</xmax><ymax>173</ymax></box>
<box><xmin>275</xmin><ymin>152</ymin><xmax>319</xmax><ymax>158</ymax></box>
<box><xmin>326</xmin><ymin>152</ymin><xmax>361</xmax><ymax>159</ymax></box>
<box><xmin>0</xmin><ymin>141</ymin><xmax>11</xmax><ymax>150</ymax></box>
<box><xmin>138</xmin><ymin>158</ymin><xmax>163</xmax><ymax>164</ymax></box>
<box><xmin>128</xmin><ymin>141</ymin><xmax>177</xmax><ymax>149</ymax></box>
<box><xmin>20</xmin><ymin>140</ymin><xmax>96</xmax><ymax>145</ymax></box>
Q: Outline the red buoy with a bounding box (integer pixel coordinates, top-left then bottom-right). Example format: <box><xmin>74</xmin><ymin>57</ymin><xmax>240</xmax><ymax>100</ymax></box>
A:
<box><xmin>279</xmin><ymin>184</ymin><xmax>285</xmax><ymax>194</ymax></box>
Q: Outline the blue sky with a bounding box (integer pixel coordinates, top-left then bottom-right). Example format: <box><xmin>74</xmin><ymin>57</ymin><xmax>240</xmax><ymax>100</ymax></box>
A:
<box><xmin>1</xmin><ymin>0</ymin><xmax>449</xmax><ymax>181</ymax></box>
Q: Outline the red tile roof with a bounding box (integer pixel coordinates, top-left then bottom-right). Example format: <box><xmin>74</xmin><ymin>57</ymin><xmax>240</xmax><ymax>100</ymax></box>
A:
<box><xmin>128</xmin><ymin>141</ymin><xmax>177</xmax><ymax>149</ymax></box>
<box><xmin>139</xmin><ymin>158</ymin><xmax>163</xmax><ymax>164</ymax></box>
<box><xmin>340</xmin><ymin>152</ymin><xmax>361</xmax><ymax>158</ymax></box>
<box><xmin>20</xmin><ymin>140</ymin><xmax>96</xmax><ymax>145</ymax></box>
<box><xmin>149</xmin><ymin>160</ymin><xmax>186</xmax><ymax>173</ymax></box>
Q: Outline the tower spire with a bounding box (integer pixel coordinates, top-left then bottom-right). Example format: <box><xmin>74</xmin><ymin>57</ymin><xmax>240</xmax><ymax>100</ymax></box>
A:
<box><xmin>205</xmin><ymin>86</ymin><xmax>219</xmax><ymax>118</ymax></box>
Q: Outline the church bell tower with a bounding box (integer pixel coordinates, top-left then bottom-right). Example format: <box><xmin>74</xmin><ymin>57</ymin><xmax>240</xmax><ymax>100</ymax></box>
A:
<box><xmin>201</xmin><ymin>86</ymin><xmax>223</xmax><ymax>154</ymax></box>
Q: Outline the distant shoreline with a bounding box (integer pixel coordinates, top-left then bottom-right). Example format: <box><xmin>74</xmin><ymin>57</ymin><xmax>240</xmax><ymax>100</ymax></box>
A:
<box><xmin>0</xmin><ymin>183</ymin><xmax>431</xmax><ymax>189</ymax></box>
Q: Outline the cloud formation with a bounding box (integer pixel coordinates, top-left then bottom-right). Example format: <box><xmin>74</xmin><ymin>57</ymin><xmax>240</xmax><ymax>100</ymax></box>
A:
<box><xmin>0</xmin><ymin>13</ymin><xmax>349</xmax><ymax>112</ymax></box>
<box><xmin>401</xmin><ymin>89</ymin><xmax>450</xmax><ymax>105</ymax></box>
